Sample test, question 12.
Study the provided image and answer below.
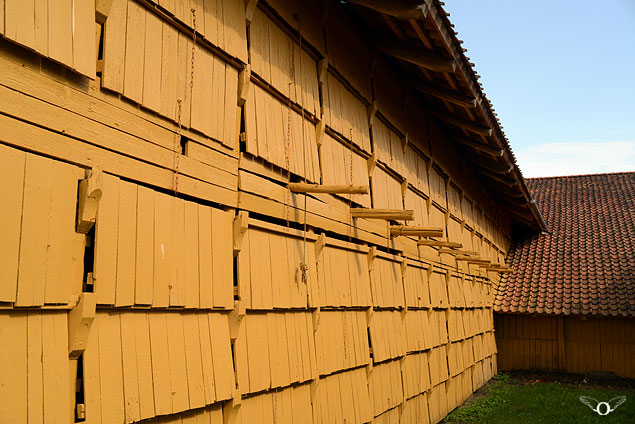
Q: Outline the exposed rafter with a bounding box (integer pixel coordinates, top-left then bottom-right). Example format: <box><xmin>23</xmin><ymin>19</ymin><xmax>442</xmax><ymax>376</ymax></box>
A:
<box><xmin>347</xmin><ymin>0</ymin><xmax>428</xmax><ymax>19</ymax></box>
<box><xmin>426</xmin><ymin>107</ymin><xmax>493</xmax><ymax>136</ymax></box>
<box><xmin>409</xmin><ymin>80</ymin><xmax>478</xmax><ymax>108</ymax></box>
<box><xmin>373</xmin><ymin>39</ymin><xmax>456</xmax><ymax>73</ymax></box>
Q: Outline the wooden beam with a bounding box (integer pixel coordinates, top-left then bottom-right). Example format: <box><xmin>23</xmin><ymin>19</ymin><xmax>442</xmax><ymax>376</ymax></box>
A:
<box><xmin>474</xmin><ymin>167</ymin><xmax>518</xmax><ymax>187</ymax></box>
<box><xmin>373</xmin><ymin>39</ymin><xmax>456</xmax><ymax>73</ymax></box>
<box><xmin>451</xmin><ymin>133</ymin><xmax>503</xmax><ymax>157</ymax></box>
<box><xmin>417</xmin><ymin>240</ymin><xmax>462</xmax><ymax>248</ymax></box>
<box><xmin>287</xmin><ymin>183</ymin><xmax>369</xmax><ymax>194</ymax></box>
<box><xmin>426</xmin><ymin>107</ymin><xmax>493</xmax><ymax>136</ymax></box>
<box><xmin>351</xmin><ymin>208</ymin><xmax>414</xmax><ymax>220</ymax></box>
<box><xmin>410</xmin><ymin>80</ymin><xmax>477</xmax><ymax>108</ymax></box>
<box><xmin>346</xmin><ymin>0</ymin><xmax>428</xmax><ymax>19</ymax></box>
<box><xmin>455</xmin><ymin>255</ymin><xmax>489</xmax><ymax>263</ymax></box>
<box><xmin>438</xmin><ymin>248</ymin><xmax>477</xmax><ymax>256</ymax></box>
<box><xmin>390</xmin><ymin>226</ymin><xmax>444</xmax><ymax>237</ymax></box>
<box><xmin>465</xmin><ymin>155</ymin><xmax>512</xmax><ymax>174</ymax></box>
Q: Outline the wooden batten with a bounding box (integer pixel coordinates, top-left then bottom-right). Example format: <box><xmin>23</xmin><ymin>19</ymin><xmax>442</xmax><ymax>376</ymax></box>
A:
<box><xmin>373</xmin><ymin>39</ymin><xmax>456</xmax><ymax>73</ymax></box>
<box><xmin>455</xmin><ymin>255</ymin><xmax>488</xmax><ymax>263</ymax></box>
<box><xmin>410</xmin><ymin>80</ymin><xmax>478</xmax><ymax>108</ymax></box>
<box><xmin>437</xmin><ymin>248</ymin><xmax>477</xmax><ymax>256</ymax></box>
<box><xmin>390</xmin><ymin>226</ymin><xmax>444</xmax><ymax>237</ymax></box>
<box><xmin>417</xmin><ymin>240</ymin><xmax>463</xmax><ymax>248</ymax></box>
<box><xmin>347</xmin><ymin>0</ymin><xmax>428</xmax><ymax>19</ymax></box>
<box><xmin>426</xmin><ymin>108</ymin><xmax>493</xmax><ymax>136</ymax></box>
<box><xmin>351</xmin><ymin>208</ymin><xmax>414</xmax><ymax>220</ymax></box>
<box><xmin>287</xmin><ymin>183</ymin><xmax>369</xmax><ymax>194</ymax></box>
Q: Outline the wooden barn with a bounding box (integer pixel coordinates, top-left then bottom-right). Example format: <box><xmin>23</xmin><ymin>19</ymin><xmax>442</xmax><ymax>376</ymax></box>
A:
<box><xmin>495</xmin><ymin>173</ymin><xmax>635</xmax><ymax>379</ymax></box>
<box><xmin>0</xmin><ymin>0</ymin><xmax>547</xmax><ymax>423</ymax></box>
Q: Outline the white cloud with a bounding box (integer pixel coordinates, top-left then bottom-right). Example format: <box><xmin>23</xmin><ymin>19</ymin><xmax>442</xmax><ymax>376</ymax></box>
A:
<box><xmin>514</xmin><ymin>140</ymin><xmax>635</xmax><ymax>178</ymax></box>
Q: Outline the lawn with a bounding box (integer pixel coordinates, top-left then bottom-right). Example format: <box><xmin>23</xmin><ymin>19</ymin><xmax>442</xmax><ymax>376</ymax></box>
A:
<box><xmin>442</xmin><ymin>371</ymin><xmax>634</xmax><ymax>423</ymax></box>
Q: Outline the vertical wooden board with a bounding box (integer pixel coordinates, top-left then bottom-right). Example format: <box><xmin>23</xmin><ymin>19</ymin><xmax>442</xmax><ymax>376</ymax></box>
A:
<box><xmin>95</xmin><ymin>313</ymin><xmax>124</xmax><ymax>423</ymax></box>
<box><xmin>210</xmin><ymin>56</ymin><xmax>227</xmax><ymax>142</ymax></box>
<box><xmin>277</xmin><ymin>314</ymin><xmax>291</xmax><ymax>386</ymax></box>
<box><xmin>197</xmin><ymin>312</ymin><xmax>217</xmax><ymax>404</ymax></box>
<box><xmin>184</xmin><ymin>203</ymin><xmax>200</xmax><ymax>308</ymax></box>
<box><xmin>171</xmin><ymin>199</ymin><xmax>186</xmax><ymax>307</ymax></box>
<box><xmin>223</xmin><ymin>65</ymin><xmax>239</xmax><ymax>148</ymax></box>
<box><xmin>258</xmin><ymin>231</ymin><xmax>274</xmax><ymax>309</ymax></box>
<box><xmin>48</xmin><ymin>0</ymin><xmax>73</xmax><ymax>65</ymax></box>
<box><xmin>208</xmin><ymin>312</ymin><xmax>235</xmax><ymax>400</ymax></box>
<box><xmin>254</xmin><ymin>85</ymin><xmax>269</xmax><ymax>162</ymax></box>
<box><xmin>284</xmin><ymin>313</ymin><xmax>300</xmax><ymax>382</ymax></box>
<box><xmin>83</xmin><ymin>313</ymin><xmax>102</xmax><ymax>422</ymax></box>
<box><xmin>166</xmin><ymin>313</ymin><xmax>190</xmax><ymax>412</ymax></box>
<box><xmin>244</xmin><ymin>74</ymin><xmax>258</xmax><ymax>155</ymax></box>
<box><xmin>0</xmin><ymin>313</ymin><xmax>27</xmax><ymax>422</ymax></box>
<box><xmin>143</xmin><ymin>11</ymin><xmax>163</xmax><ymax>112</ymax></box>
<box><xmin>338</xmin><ymin>371</ymin><xmax>356</xmax><ymax>424</ymax></box>
<box><xmin>325</xmin><ymin>373</ymin><xmax>344</xmax><ymax>424</ymax></box>
<box><xmin>198</xmin><ymin>205</ymin><xmax>213</xmax><ymax>308</ymax></box>
<box><xmin>221</xmin><ymin>0</ymin><xmax>247</xmax><ymax>62</ymax></box>
<box><xmin>246</xmin><ymin>314</ymin><xmax>270</xmax><ymax>393</ymax></box>
<box><xmin>123</xmin><ymin>0</ymin><xmax>146</xmax><ymax>104</ymax></box>
<box><xmin>247</xmin><ymin>230</ymin><xmax>262</xmax><ymax>309</ymax></box>
<box><xmin>211</xmin><ymin>208</ymin><xmax>233</xmax><ymax>308</ymax></box>
<box><xmin>102</xmin><ymin>0</ymin><xmax>127</xmax><ymax>92</ymax></box>
<box><xmin>135</xmin><ymin>185</ymin><xmax>154</xmax><ymax>305</ymax></box>
<box><xmin>190</xmin><ymin>46</ymin><xmax>214</xmax><ymax>137</ymax></box>
<box><xmin>237</xmin><ymin>230</ymin><xmax>252</xmax><ymax>308</ymax></box>
<box><xmin>271</xmin><ymin>234</ymin><xmax>290</xmax><ymax>308</ymax></box>
<box><xmin>93</xmin><ymin>173</ymin><xmax>120</xmax><ymax>306</ymax></box>
<box><xmin>176</xmin><ymin>33</ymin><xmax>192</xmax><ymax>128</ymax></box>
<box><xmin>16</xmin><ymin>154</ymin><xmax>53</xmax><ymax>307</ymax></box>
<box><xmin>234</xmin><ymin>312</ymin><xmax>249</xmax><ymax>395</ymax></box>
<box><xmin>266</xmin><ymin>314</ymin><xmax>282</xmax><ymax>388</ymax></box>
<box><xmin>72</xmin><ymin>0</ymin><xmax>96</xmax><ymax>77</ymax></box>
<box><xmin>4</xmin><ymin>0</ymin><xmax>35</xmax><ymax>50</ymax></box>
<box><xmin>305</xmin><ymin>312</ymin><xmax>319</xmax><ymax>379</ymax></box>
<box><xmin>153</xmin><ymin>192</ymin><xmax>172</xmax><ymax>307</ymax></box>
<box><xmin>149</xmin><ymin>313</ymin><xmax>173</xmax><ymax>415</ymax></box>
<box><xmin>295</xmin><ymin>313</ymin><xmax>311</xmax><ymax>381</ymax></box>
<box><xmin>116</xmin><ymin>181</ymin><xmax>137</xmax><ymax>306</ymax></box>
<box><xmin>0</xmin><ymin>146</ymin><xmax>25</xmax><ymax>302</ymax></box>
<box><xmin>120</xmin><ymin>312</ymin><xmax>142</xmax><ymax>423</ymax></box>
<box><xmin>33</xmin><ymin>0</ymin><xmax>48</xmax><ymax>55</ymax></box>
<box><xmin>160</xmin><ymin>22</ymin><xmax>179</xmax><ymax>120</ymax></box>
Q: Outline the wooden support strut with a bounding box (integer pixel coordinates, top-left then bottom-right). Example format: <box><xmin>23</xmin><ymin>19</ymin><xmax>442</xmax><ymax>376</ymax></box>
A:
<box><xmin>373</xmin><ymin>39</ymin><xmax>456</xmax><ymax>73</ymax></box>
<box><xmin>425</xmin><ymin>107</ymin><xmax>493</xmax><ymax>136</ymax></box>
<box><xmin>68</xmin><ymin>293</ymin><xmax>96</xmax><ymax>358</ymax></box>
<box><xmin>351</xmin><ymin>208</ymin><xmax>414</xmax><ymax>220</ymax></box>
<box><xmin>390</xmin><ymin>226</ymin><xmax>444</xmax><ymax>237</ymax></box>
<box><xmin>417</xmin><ymin>239</ymin><xmax>463</xmax><ymax>248</ymax></box>
<box><xmin>346</xmin><ymin>0</ymin><xmax>428</xmax><ymax>19</ymax></box>
<box><xmin>287</xmin><ymin>183</ymin><xmax>369</xmax><ymax>194</ymax></box>
<box><xmin>76</xmin><ymin>167</ymin><xmax>103</xmax><ymax>234</ymax></box>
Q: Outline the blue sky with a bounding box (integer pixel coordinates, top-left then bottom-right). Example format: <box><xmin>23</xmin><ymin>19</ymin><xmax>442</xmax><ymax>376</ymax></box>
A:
<box><xmin>443</xmin><ymin>0</ymin><xmax>635</xmax><ymax>177</ymax></box>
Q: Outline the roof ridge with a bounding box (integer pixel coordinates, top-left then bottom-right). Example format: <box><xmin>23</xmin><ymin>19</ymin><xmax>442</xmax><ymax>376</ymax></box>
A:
<box><xmin>527</xmin><ymin>171</ymin><xmax>635</xmax><ymax>180</ymax></box>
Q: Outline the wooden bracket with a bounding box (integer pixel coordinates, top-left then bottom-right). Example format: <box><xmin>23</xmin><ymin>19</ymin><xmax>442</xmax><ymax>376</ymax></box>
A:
<box><xmin>68</xmin><ymin>293</ymin><xmax>96</xmax><ymax>358</ymax></box>
<box><xmin>367</xmin><ymin>246</ymin><xmax>376</xmax><ymax>271</ymax></box>
<box><xmin>316</xmin><ymin>120</ymin><xmax>326</xmax><ymax>147</ymax></box>
<box><xmin>229</xmin><ymin>300</ymin><xmax>246</xmax><ymax>341</ymax></box>
<box><xmin>400</xmin><ymin>180</ymin><xmax>408</xmax><ymax>198</ymax></box>
<box><xmin>223</xmin><ymin>396</ymin><xmax>242</xmax><ymax>424</ymax></box>
<box><xmin>312</xmin><ymin>307</ymin><xmax>321</xmax><ymax>331</ymax></box>
<box><xmin>233</xmin><ymin>211</ymin><xmax>249</xmax><ymax>256</ymax></box>
<box><xmin>402</xmin><ymin>133</ymin><xmax>409</xmax><ymax>154</ymax></box>
<box><xmin>350</xmin><ymin>208</ymin><xmax>413</xmax><ymax>221</ymax></box>
<box><xmin>367</xmin><ymin>153</ymin><xmax>376</xmax><ymax>178</ymax></box>
<box><xmin>390</xmin><ymin>226</ymin><xmax>444</xmax><ymax>238</ymax></box>
<box><xmin>237</xmin><ymin>64</ymin><xmax>251</xmax><ymax>107</ymax></box>
<box><xmin>76</xmin><ymin>167</ymin><xmax>103</xmax><ymax>234</ymax></box>
<box><xmin>367</xmin><ymin>101</ymin><xmax>378</xmax><ymax>127</ymax></box>
<box><xmin>95</xmin><ymin>0</ymin><xmax>113</xmax><ymax>24</ymax></box>
<box><xmin>318</xmin><ymin>57</ymin><xmax>329</xmax><ymax>85</ymax></box>
<box><xmin>245</xmin><ymin>0</ymin><xmax>259</xmax><ymax>25</ymax></box>
<box><xmin>314</xmin><ymin>233</ymin><xmax>326</xmax><ymax>258</ymax></box>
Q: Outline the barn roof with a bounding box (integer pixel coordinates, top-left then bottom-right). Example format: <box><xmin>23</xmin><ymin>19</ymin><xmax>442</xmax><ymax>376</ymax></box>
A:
<box><xmin>495</xmin><ymin>172</ymin><xmax>635</xmax><ymax>317</ymax></box>
<box><xmin>342</xmin><ymin>0</ymin><xmax>547</xmax><ymax>232</ymax></box>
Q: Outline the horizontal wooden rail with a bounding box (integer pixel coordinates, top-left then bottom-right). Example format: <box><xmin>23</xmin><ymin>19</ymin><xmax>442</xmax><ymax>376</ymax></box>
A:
<box><xmin>390</xmin><ymin>226</ymin><xmax>444</xmax><ymax>237</ymax></box>
<box><xmin>417</xmin><ymin>240</ymin><xmax>463</xmax><ymax>248</ymax></box>
<box><xmin>437</xmin><ymin>248</ymin><xmax>477</xmax><ymax>256</ymax></box>
<box><xmin>287</xmin><ymin>183</ymin><xmax>369</xmax><ymax>194</ymax></box>
<box><xmin>350</xmin><ymin>208</ymin><xmax>414</xmax><ymax>220</ymax></box>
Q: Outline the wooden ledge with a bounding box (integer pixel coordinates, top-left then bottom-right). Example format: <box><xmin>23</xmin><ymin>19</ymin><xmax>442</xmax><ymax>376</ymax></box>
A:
<box><xmin>351</xmin><ymin>208</ymin><xmax>414</xmax><ymax>220</ymax></box>
<box><xmin>287</xmin><ymin>183</ymin><xmax>369</xmax><ymax>194</ymax></box>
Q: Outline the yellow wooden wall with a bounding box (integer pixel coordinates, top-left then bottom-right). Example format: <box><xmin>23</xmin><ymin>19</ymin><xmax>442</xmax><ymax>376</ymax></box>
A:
<box><xmin>495</xmin><ymin>313</ymin><xmax>635</xmax><ymax>379</ymax></box>
<box><xmin>0</xmin><ymin>0</ymin><xmax>513</xmax><ymax>423</ymax></box>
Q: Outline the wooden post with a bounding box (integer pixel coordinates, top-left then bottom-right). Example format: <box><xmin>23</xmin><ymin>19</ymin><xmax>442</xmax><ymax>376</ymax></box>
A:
<box><xmin>287</xmin><ymin>183</ymin><xmax>369</xmax><ymax>194</ymax></box>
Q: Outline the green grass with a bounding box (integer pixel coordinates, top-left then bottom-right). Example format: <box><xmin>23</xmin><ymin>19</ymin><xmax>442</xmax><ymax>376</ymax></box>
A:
<box><xmin>442</xmin><ymin>372</ymin><xmax>634</xmax><ymax>424</ymax></box>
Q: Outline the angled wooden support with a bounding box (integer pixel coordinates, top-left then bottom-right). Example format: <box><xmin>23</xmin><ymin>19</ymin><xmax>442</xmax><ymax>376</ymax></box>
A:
<box><xmin>233</xmin><ymin>211</ymin><xmax>249</xmax><ymax>256</ymax></box>
<box><xmin>316</xmin><ymin>120</ymin><xmax>326</xmax><ymax>147</ymax></box>
<box><xmin>351</xmin><ymin>208</ymin><xmax>414</xmax><ymax>220</ymax></box>
<box><xmin>318</xmin><ymin>57</ymin><xmax>329</xmax><ymax>85</ymax></box>
<box><xmin>426</xmin><ymin>107</ymin><xmax>492</xmax><ymax>136</ymax></box>
<box><xmin>438</xmin><ymin>248</ymin><xmax>477</xmax><ymax>256</ymax></box>
<box><xmin>287</xmin><ymin>183</ymin><xmax>369</xmax><ymax>194</ymax></box>
<box><xmin>76</xmin><ymin>167</ymin><xmax>103</xmax><ymax>234</ymax></box>
<box><xmin>229</xmin><ymin>300</ymin><xmax>246</xmax><ymax>341</ymax></box>
<box><xmin>373</xmin><ymin>39</ymin><xmax>456</xmax><ymax>73</ymax></box>
<box><xmin>95</xmin><ymin>0</ymin><xmax>113</xmax><ymax>24</ymax></box>
<box><xmin>237</xmin><ymin>64</ymin><xmax>251</xmax><ymax>107</ymax></box>
<box><xmin>417</xmin><ymin>239</ymin><xmax>463</xmax><ymax>248</ymax></box>
<box><xmin>245</xmin><ymin>0</ymin><xmax>259</xmax><ymax>25</ymax></box>
<box><xmin>452</xmin><ymin>133</ymin><xmax>504</xmax><ymax>157</ymax></box>
<box><xmin>367</xmin><ymin>153</ymin><xmax>377</xmax><ymax>177</ymax></box>
<box><xmin>410</xmin><ymin>80</ymin><xmax>478</xmax><ymax>108</ymax></box>
<box><xmin>346</xmin><ymin>0</ymin><xmax>428</xmax><ymax>19</ymax></box>
<box><xmin>390</xmin><ymin>226</ymin><xmax>444</xmax><ymax>237</ymax></box>
<box><xmin>68</xmin><ymin>293</ymin><xmax>96</xmax><ymax>358</ymax></box>
<box><xmin>367</xmin><ymin>100</ymin><xmax>378</xmax><ymax>127</ymax></box>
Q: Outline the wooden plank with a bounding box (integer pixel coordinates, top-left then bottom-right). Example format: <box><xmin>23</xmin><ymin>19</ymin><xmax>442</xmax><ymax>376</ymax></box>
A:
<box><xmin>211</xmin><ymin>208</ymin><xmax>233</xmax><ymax>308</ymax></box>
<box><xmin>123</xmin><ymin>0</ymin><xmax>146</xmax><ymax>103</ymax></box>
<box><xmin>47</xmin><ymin>0</ymin><xmax>73</xmax><ymax>67</ymax></box>
<box><xmin>96</xmin><ymin>313</ymin><xmax>125</xmax><ymax>423</ymax></box>
<box><xmin>182</xmin><ymin>313</ymin><xmax>206</xmax><ymax>409</ymax></box>
<box><xmin>101</xmin><ymin>0</ymin><xmax>127</xmax><ymax>92</ymax></box>
<box><xmin>83</xmin><ymin>313</ymin><xmax>102</xmax><ymax>422</ymax></box>
<box><xmin>209</xmin><ymin>312</ymin><xmax>235</xmax><ymax>400</ymax></box>
<box><xmin>44</xmin><ymin>162</ymin><xmax>80</xmax><ymax>304</ymax></box>
<box><xmin>116</xmin><ymin>181</ymin><xmax>137</xmax><ymax>306</ymax></box>
<box><xmin>133</xmin><ymin>313</ymin><xmax>156</xmax><ymax>420</ymax></box>
<box><xmin>149</xmin><ymin>313</ymin><xmax>173</xmax><ymax>415</ymax></box>
<box><xmin>190</xmin><ymin>45</ymin><xmax>214</xmax><ymax>137</ymax></box>
<box><xmin>135</xmin><ymin>185</ymin><xmax>154</xmax><ymax>305</ymax></box>
<box><xmin>0</xmin><ymin>0</ymin><xmax>4</xmax><ymax>35</ymax></box>
<box><xmin>5</xmin><ymin>0</ymin><xmax>35</xmax><ymax>49</ymax></box>
<box><xmin>94</xmin><ymin>173</ymin><xmax>120</xmax><ymax>305</ymax></box>
<box><xmin>143</xmin><ymin>11</ymin><xmax>163</xmax><ymax>112</ymax></box>
<box><xmin>166</xmin><ymin>313</ymin><xmax>190</xmax><ymax>412</ymax></box>
<box><xmin>0</xmin><ymin>145</ymin><xmax>25</xmax><ymax>302</ymax></box>
<box><xmin>184</xmin><ymin>203</ymin><xmax>200</xmax><ymax>308</ymax></box>
<box><xmin>197</xmin><ymin>312</ymin><xmax>217</xmax><ymax>404</ymax></box>
<box><xmin>153</xmin><ymin>192</ymin><xmax>172</xmax><ymax>307</ymax></box>
<box><xmin>160</xmin><ymin>22</ymin><xmax>179</xmax><ymax>120</ymax></box>
<box><xmin>198</xmin><ymin>205</ymin><xmax>214</xmax><ymax>308</ymax></box>
<box><xmin>171</xmin><ymin>198</ymin><xmax>186</xmax><ymax>307</ymax></box>
<box><xmin>72</xmin><ymin>0</ymin><xmax>96</xmax><ymax>77</ymax></box>
<box><xmin>0</xmin><ymin>313</ymin><xmax>27</xmax><ymax>422</ymax></box>
<box><xmin>16</xmin><ymin>154</ymin><xmax>53</xmax><ymax>307</ymax></box>
<box><xmin>34</xmin><ymin>0</ymin><xmax>48</xmax><ymax>55</ymax></box>
<box><xmin>120</xmin><ymin>312</ymin><xmax>142</xmax><ymax>423</ymax></box>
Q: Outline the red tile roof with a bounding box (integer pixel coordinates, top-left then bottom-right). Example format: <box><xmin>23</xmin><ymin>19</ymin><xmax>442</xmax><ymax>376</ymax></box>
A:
<box><xmin>495</xmin><ymin>172</ymin><xmax>635</xmax><ymax>317</ymax></box>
